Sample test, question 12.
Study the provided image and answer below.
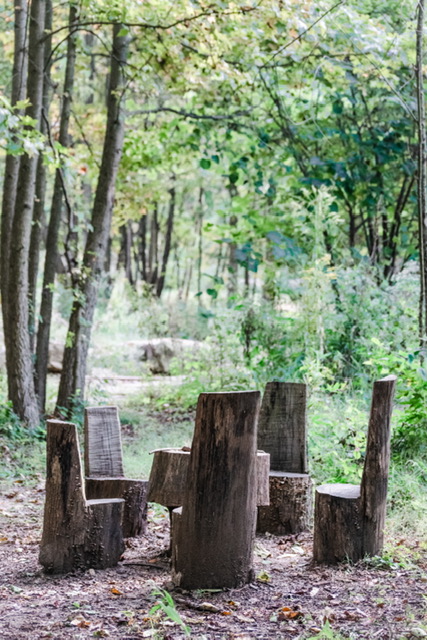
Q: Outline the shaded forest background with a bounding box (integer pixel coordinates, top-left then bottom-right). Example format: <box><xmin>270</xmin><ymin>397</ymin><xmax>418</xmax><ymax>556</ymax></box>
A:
<box><xmin>0</xmin><ymin>0</ymin><xmax>426</xmax><ymax>484</ymax></box>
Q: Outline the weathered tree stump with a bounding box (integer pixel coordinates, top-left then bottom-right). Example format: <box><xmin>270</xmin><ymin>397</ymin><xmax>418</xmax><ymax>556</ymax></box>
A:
<box><xmin>85</xmin><ymin>477</ymin><xmax>147</xmax><ymax>538</ymax></box>
<box><xmin>148</xmin><ymin>447</ymin><xmax>269</xmax><ymax>552</ymax></box>
<box><xmin>84</xmin><ymin>406</ymin><xmax>148</xmax><ymax>537</ymax></box>
<box><xmin>313</xmin><ymin>375</ymin><xmax>397</xmax><ymax>564</ymax></box>
<box><xmin>257</xmin><ymin>382</ymin><xmax>311</xmax><ymax>535</ymax></box>
<box><xmin>39</xmin><ymin>420</ymin><xmax>124</xmax><ymax>574</ymax></box>
<box><xmin>171</xmin><ymin>391</ymin><xmax>261</xmax><ymax>590</ymax></box>
<box><xmin>257</xmin><ymin>471</ymin><xmax>312</xmax><ymax>535</ymax></box>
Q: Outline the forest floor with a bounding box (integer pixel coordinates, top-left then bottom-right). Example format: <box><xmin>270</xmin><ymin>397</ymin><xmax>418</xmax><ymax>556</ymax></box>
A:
<box><xmin>0</xmin><ymin>479</ymin><xmax>426</xmax><ymax>640</ymax></box>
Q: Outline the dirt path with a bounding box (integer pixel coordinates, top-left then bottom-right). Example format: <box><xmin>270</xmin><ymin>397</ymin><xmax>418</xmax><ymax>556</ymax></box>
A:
<box><xmin>0</xmin><ymin>483</ymin><xmax>426</xmax><ymax>640</ymax></box>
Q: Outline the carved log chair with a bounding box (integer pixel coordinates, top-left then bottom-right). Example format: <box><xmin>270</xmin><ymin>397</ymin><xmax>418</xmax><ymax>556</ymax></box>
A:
<box><xmin>39</xmin><ymin>420</ymin><xmax>124</xmax><ymax>574</ymax></box>
<box><xmin>148</xmin><ymin>446</ymin><xmax>270</xmax><ymax>552</ymax></box>
<box><xmin>313</xmin><ymin>375</ymin><xmax>397</xmax><ymax>564</ymax></box>
<box><xmin>257</xmin><ymin>382</ymin><xmax>312</xmax><ymax>535</ymax></box>
<box><xmin>84</xmin><ymin>406</ymin><xmax>148</xmax><ymax>537</ymax></box>
<box><xmin>171</xmin><ymin>391</ymin><xmax>262</xmax><ymax>590</ymax></box>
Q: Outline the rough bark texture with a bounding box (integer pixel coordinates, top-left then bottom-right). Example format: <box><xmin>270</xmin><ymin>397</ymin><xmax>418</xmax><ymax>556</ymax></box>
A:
<box><xmin>28</xmin><ymin>0</ymin><xmax>53</xmax><ymax>353</ymax></box>
<box><xmin>147</xmin><ymin>448</ymin><xmax>191</xmax><ymax>508</ymax></box>
<box><xmin>1</xmin><ymin>0</ymin><xmax>28</xmax><ymax>379</ymax></box>
<box><xmin>86</xmin><ymin>477</ymin><xmax>148</xmax><ymax>538</ymax></box>
<box><xmin>313</xmin><ymin>484</ymin><xmax>362</xmax><ymax>564</ymax></box>
<box><xmin>84</xmin><ymin>406</ymin><xmax>147</xmax><ymax>537</ymax></box>
<box><xmin>257</xmin><ymin>471</ymin><xmax>312</xmax><ymax>535</ymax></box>
<box><xmin>360</xmin><ymin>375</ymin><xmax>397</xmax><ymax>556</ymax></box>
<box><xmin>148</xmin><ymin>448</ymin><xmax>270</xmax><ymax>509</ymax></box>
<box><xmin>171</xmin><ymin>391</ymin><xmax>260</xmax><ymax>590</ymax></box>
<box><xmin>258</xmin><ymin>382</ymin><xmax>308</xmax><ymax>473</ymax></box>
<box><xmin>39</xmin><ymin>420</ymin><xmax>124</xmax><ymax>574</ymax></box>
<box><xmin>417</xmin><ymin>0</ymin><xmax>427</xmax><ymax>343</ymax></box>
<box><xmin>257</xmin><ymin>382</ymin><xmax>310</xmax><ymax>533</ymax></box>
<box><xmin>7</xmin><ymin>0</ymin><xmax>46</xmax><ymax>427</ymax></box>
<box><xmin>313</xmin><ymin>376</ymin><xmax>396</xmax><ymax>564</ymax></box>
<box><xmin>56</xmin><ymin>24</ymin><xmax>129</xmax><ymax>413</ymax></box>
<box><xmin>35</xmin><ymin>2</ymin><xmax>78</xmax><ymax>412</ymax></box>
<box><xmin>84</xmin><ymin>406</ymin><xmax>125</xmax><ymax>477</ymax></box>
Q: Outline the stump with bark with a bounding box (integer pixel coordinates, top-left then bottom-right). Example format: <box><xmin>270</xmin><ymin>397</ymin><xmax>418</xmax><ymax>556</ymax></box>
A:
<box><xmin>313</xmin><ymin>375</ymin><xmax>397</xmax><ymax>564</ymax></box>
<box><xmin>256</xmin><ymin>382</ymin><xmax>312</xmax><ymax>535</ymax></box>
<box><xmin>148</xmin><ymin>447</ymin><xmax>270</xmax><ymax>551</ymax></box>
<box><xmin>39</xmin><ymin>420</ymin><xmax>124</xmax><ymax>574</ymax></box>
<box><xmin>84</xmin><ymin>406</ymin><xmax>148</xmax><ymax>537</ymax></box>
<box><xmin>171</xmin><ymin>391</ymin><xmax>261</xmax><ymax>590</ymax></box>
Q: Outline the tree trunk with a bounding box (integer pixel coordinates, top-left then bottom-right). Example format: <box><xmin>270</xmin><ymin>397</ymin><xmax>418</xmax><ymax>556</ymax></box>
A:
<box><xmin>171</xmin><ymin>391</ymin><xmax>260</xmax><ymax>589</ymax></box>
<box><xmin>35</xmin><ymin>2</ymin><xmax>78</xmax><ymax>413</ymax></box>
<box><xmin>28</xmin><ymin>0</ymin><xmax>52</xmax><ymax>354</ymax></box>
<box><xmin>257</xmin><ymin>471</ymin><xmax>312</xmax><ymax>535</ymax></box>
<box><xmin>416</xmin><ymin>0</ymin><xmax>427</xmax><ymax>345</ymax></box>
<box><xmin>1</xmin><ymin>0</ymin><xmax>28</xmax><ymax>393</ymax></box>
<box><xmin>56</xmin><ymin>24</ymin><xmax>130</xmax><ymax>414</ymax></box>
<box><xmin>156</xmin><ymin>185</ymin><xmax>175</xmax><ymax>297</ymax></box>
<box><xmin>6</xmin><ymin>0</ymin><xmax>46</xmax><ymax>427</ymax></box>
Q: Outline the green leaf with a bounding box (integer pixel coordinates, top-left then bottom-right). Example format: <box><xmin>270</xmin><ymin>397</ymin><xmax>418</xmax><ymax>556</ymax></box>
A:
<box><xmin>200</xmin><ymin>158</ymin><xmax>211</xmax><ymax>169</ymax></box>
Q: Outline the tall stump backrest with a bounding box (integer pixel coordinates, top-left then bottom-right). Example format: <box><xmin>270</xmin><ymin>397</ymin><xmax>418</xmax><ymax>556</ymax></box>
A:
<box><xmin>172</xmin><ymin>390</ymin><xmax>261</xmax><ymax>590</ymax></box>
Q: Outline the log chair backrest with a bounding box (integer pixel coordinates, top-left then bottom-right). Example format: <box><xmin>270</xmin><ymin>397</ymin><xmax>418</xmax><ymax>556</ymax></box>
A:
<box><xmin>257</xmin><ymin>382</ymin><xmax>308</xmax><ymax>473</ymax></box>
<box><xmin>44</xmin><ymin>419</ymin><xmax>86</xmax><ymax>523</ymax></box>
<box><xmin>175</xmin><ymin>390</ymin><xmax>261</xmax><ymax>588</ymax></box>
<box><xmin>360</xmin><ymin>375</ymin><xmax>397</xmax><ymax>535</ymax></box>
<box><xmin>84</xmin><ymin>406</ymin><xmax>124</xmax><ymax>478</ymax></box>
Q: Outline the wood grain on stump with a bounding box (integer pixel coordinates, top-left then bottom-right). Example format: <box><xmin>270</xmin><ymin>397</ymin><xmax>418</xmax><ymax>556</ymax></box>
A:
<box><xmin>312</xmin><ymin>375</ymin><xmax>397</xmax><ymax>564</ymax></box>
<box><xmin>257</xmin><ymin>471</ymin><xmax>312</xmax><ymax>535</ymax></box>
<box><xmin>257</xmin><ymin>382</ymin><xmax>311</xmax><ymax>534</ymax></box>
<box><xmin>171</xmin><ymin>391</ymin><xmax>260</xmax><ymax>590</ymax></box>
<box><xmin>84</xmin><ymin>406</ymin><xmax>147</xmax><ymax>537</ymax></box>
<box><xmin>39</xmin><ymin>420</ymin><xmax>124</xmax><ymax>574</ymax></box>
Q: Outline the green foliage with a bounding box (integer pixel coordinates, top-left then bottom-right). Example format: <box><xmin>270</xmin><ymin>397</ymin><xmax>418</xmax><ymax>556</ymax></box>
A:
<box><xmin>365</xmin><ymin>341</ymin><xmax>427</xmax><ymax>459</ymax></box>
<box><xmin>149</xmin><ymin>588</ymin><xmax>190</xmax><ymax>637</ymax></box>
<box><xmin>305</xmin><ymin>621</ymin><xmax>347</xmax><ymax>640</ymax></box>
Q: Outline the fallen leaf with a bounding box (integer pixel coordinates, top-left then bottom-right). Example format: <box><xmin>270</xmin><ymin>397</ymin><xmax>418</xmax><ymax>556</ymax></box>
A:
<box><xmin>110</xmin><ymin>587</ymin><xmax>122</xmax><ymax>595</ymax></box>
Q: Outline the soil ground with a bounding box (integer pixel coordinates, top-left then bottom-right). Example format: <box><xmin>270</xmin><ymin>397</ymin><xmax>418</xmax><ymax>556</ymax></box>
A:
<box><xmin>0</xmin><ymin>480</ymin><xmax>426</xmax><ymax>640</ymax></box>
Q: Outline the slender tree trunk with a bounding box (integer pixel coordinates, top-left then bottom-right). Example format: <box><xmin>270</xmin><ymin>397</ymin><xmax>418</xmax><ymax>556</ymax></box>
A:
<box><xmin>56</xmin><ymin>24</ymin><xmax>130</xmax><ymax>415</ymax></box>
<box><xmin>417</xmin><ymin>0</ymin><xmax>427</xmax><ymax>346</ymax></box>
<box><xmin>1</xmin><ymin>0</ymin><xmax>28</xmax><ymax>392</ymax></box>
<box><xmin>28</xmin><ymin>0</ymin><xmax>52</xmax><ymax>354</ymax></box>
<box><xmin>6</xmin><ymin>0</ymin><xmax>46</xmax><ymax>427</ymax></box>
<box><xmin>35</xmin><ymin>2</ymin><xmax>78</xmax><ymax>412</ymax></box>
<box><xmin>197</xmin><ymin>187</ymin><xmax>204</xmax><ymax>302</ymax></box>
<box><xmin>138</xmin><ymin>216</ymin><xmax>147</xmax><ymax>281</ymax></box>
<box><xmin>156</xmin><ymin>185</ymin><xmax>175</xmax><ymax>297</ymax></box>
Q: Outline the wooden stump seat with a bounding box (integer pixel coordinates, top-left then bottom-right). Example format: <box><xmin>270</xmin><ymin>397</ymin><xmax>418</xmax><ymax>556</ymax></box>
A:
<box><xmin>171</xmin><ymin>391</ymin><xmax>261</xmax><ymax>590</ymax></box>
<box><xmin>39</xmin><ymin>420</ymin><xmax>124</xmax><ymax>574</ymax></box>
<box><xmin>257</xmin><ymin>382</ymin><xmax>312</xmax><ymax>535</ymax></box>
<box><xmin>84</xmin><ymin>406</ymin><xmax>148</xmax><ymax>538</ymax></box>
<box><xmin>313</xmin><ymin>375</ymin><xmax>397</xmax><ymax>564</ymax></box>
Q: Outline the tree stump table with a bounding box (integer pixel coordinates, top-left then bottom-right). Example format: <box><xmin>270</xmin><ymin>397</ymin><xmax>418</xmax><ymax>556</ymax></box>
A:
<box><xmin>148</xmin><ymin>446</ymin><xmax>270</xmax><ymax>550</ymax></box>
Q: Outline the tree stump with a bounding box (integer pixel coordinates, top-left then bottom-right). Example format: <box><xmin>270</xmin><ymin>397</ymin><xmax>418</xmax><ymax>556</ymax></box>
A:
<box><xmin>257</xmin><ymin>382</ymin><xmax>311</xmax><ymax>535</ymax></box>
<box><xmin>257</xmin><ymin>471</ymin><xmax>312</xmax><ymax>535</ymax></box>
<box><xmin>171</xmin><ymin>391</ymin><xmax>261</xmax><ymax>590</ymax></box>
<box><xmin>313</xmin><ymin>375</ymin><xmax>397</xmax><ymax>564</ymax></box>
<box><xmin>313</xmin><ymin>484</ymin><xmax>362</xmax><ymax>564</ymax></box>
<box><xmin>85</xmin><ymin>477</ymin><xmax>148</xmax><ymax>538</ymax></box>
<box><xmin>148</xmin><ymin>447</ymin><xmax>270</xmax><ymax>551</ymax></box>
<box><xmin>39</xmin><ymin>420</ymin><xmax>124</xmax><ymax>574</ymax></box>
<box><xmin>84</xmin><ymin>406</ymin><xmax>147</xmax><ymax>537</ymax></box>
